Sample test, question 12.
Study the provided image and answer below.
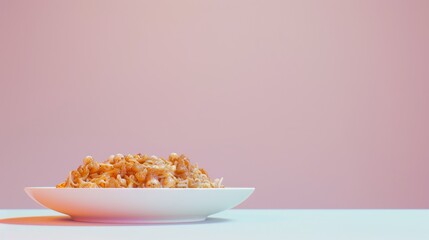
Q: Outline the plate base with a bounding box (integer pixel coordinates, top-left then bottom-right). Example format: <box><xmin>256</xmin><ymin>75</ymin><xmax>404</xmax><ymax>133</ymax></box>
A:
<box><xmin>71</xmin><ymin>217</ymin><xmax>207</xmax><ymax>224</ymax></box>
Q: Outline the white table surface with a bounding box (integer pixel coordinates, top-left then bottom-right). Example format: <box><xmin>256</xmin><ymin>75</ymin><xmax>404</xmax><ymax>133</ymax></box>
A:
<box><xmin>0</xmin><ymin>209</ymin><xmax>428</xmax><ymax>240</ymax></box>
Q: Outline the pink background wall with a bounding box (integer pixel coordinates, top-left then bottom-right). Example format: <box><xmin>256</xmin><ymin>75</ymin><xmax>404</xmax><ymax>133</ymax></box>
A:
<box><xmin>1</xmin><ymin>0</ymin><xmax>428</xmax><ymax>209</ymax></box>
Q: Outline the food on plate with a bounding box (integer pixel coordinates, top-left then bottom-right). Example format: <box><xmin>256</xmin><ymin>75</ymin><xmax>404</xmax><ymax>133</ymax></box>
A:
<box><xmin>56</xmin><ymin>153</ymin><xmax>224</xmax><ymax>188</ymax></box>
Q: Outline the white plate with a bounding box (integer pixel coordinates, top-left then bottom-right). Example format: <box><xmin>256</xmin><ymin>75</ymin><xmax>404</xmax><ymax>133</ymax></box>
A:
<box><xmin>25</xmin><ymin>187</ymin><xmax>254</xmax><ymax>223</ymax></box>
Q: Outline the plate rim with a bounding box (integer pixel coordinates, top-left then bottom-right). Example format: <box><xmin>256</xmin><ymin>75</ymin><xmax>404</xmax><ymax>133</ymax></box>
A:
<box><xmin>25</xmin><ymin>186</ymin><xmax>255</xmax><ymax>191</ymax></box>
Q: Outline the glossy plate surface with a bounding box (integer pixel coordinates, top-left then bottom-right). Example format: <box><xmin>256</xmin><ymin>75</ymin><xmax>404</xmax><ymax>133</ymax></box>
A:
<box><xmin>25</xmin><ymin>187</ymin><xmax>254</xmax><ymax>223</ymax></box>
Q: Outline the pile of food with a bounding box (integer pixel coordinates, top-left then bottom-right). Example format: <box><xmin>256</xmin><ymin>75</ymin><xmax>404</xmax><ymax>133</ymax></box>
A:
<box><xmin>56</xmin><ymin>153</ymin><xmax>224</xmax><ymax>188</ymax></box>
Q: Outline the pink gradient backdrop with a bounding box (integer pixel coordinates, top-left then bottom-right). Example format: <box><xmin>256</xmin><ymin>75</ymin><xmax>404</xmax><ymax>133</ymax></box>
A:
<box><xmin>1</xmin><ymin>0</ymin><xmax>428</xmax><ymax>208</ymax></box>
